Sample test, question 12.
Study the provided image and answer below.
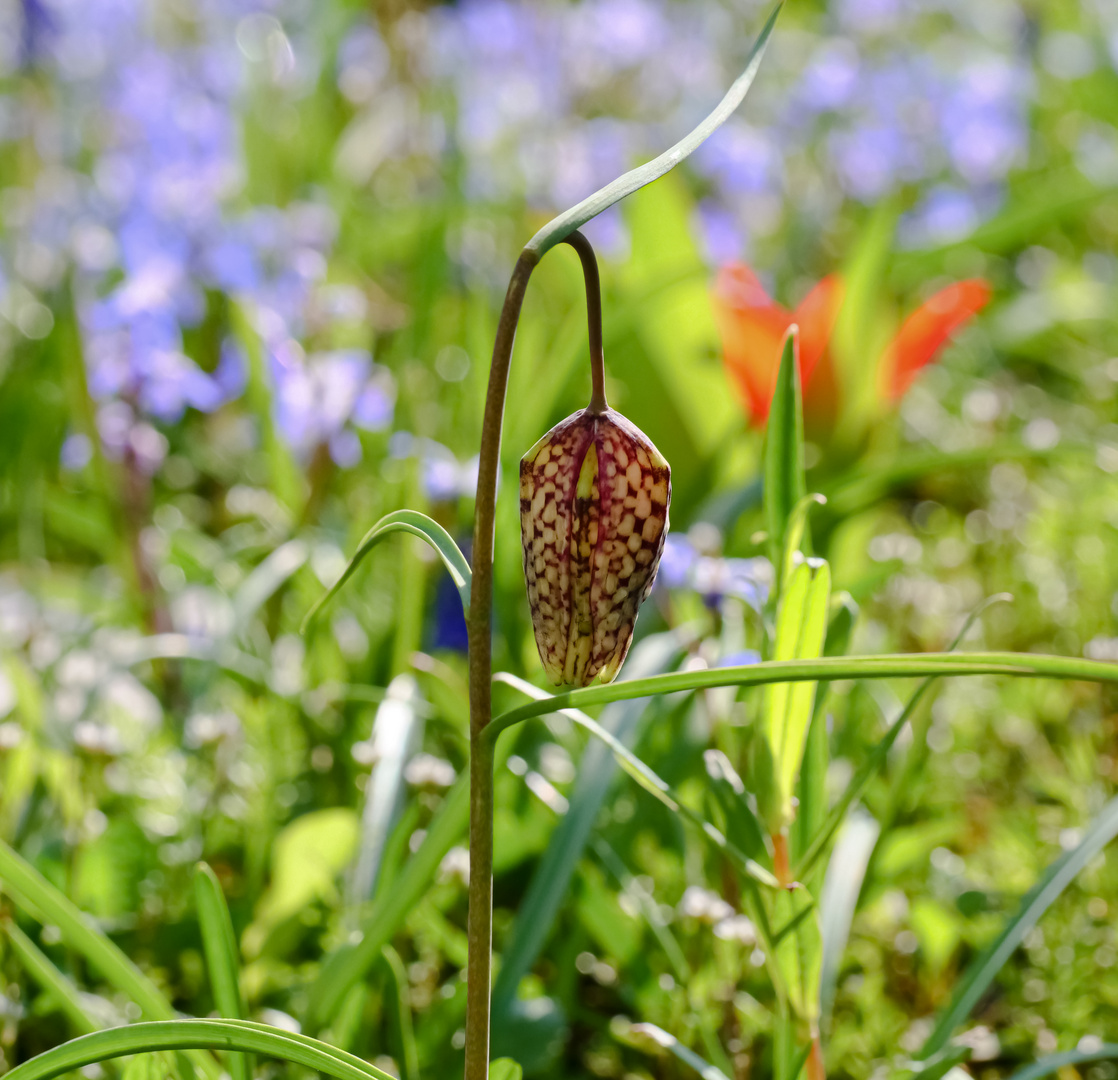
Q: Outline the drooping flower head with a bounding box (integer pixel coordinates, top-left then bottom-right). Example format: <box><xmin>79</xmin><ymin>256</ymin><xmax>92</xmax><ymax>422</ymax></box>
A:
<box><xmin>520</xmin><ymin>406</ymin><xmax>670</xmax><ymax>686</ymax></box>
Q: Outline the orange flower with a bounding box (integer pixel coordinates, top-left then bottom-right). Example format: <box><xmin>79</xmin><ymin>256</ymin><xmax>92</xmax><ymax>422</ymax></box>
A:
<box><xmin>713</xmin><ymin>262</ymin><xmax>991</xmax><ymax>430</ymax></box>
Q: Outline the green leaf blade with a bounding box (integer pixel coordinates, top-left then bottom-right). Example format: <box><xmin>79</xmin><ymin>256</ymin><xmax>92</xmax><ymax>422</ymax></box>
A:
<box><xmin>922</xmin><ymin>793</ymin><xmax>1118</xmax><ymax>1056</ymax></box>
<box><xmin>1</xmin><ymin>1019</ymin><xmax>394</xmax><ymax>1080</ymax></box>
<box><xmin>764</xmin><ymin>330</ymin><xmax>806</xmax><ymax>573</ymax></box>
<box><xmin>194</xmin><ymin>864</ymin><xmax>251</xmax><ymax>1080</ymax></box>
<box><xmin>525</xmin><ymin>3</ymin><xmax>781</xmax><ymax>255</ymax></box>
<box><xmin>485</xmin><ymin>652</ymin><xmax>1118</xmax><ymax>740</ymax></box>
<box><xmin>1007</xmin><ymin>1045</ymin><xmax>1118</xmax><ymax>1080</ymax></box>
<box><xmin>2</xmin><ymin>917</ymin><xmax>101</xmax><ymax>1036</ymax></box>
<box><xmin>302</xmin><ymin>510</ymin><xmax>472</xmax><ymax>634</ymax></box>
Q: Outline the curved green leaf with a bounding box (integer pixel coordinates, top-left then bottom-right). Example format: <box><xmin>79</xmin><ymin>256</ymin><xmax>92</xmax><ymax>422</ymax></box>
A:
<box><xmin>494</xmin><ymin>673</ymin><xmax>778</xmax><ymax>888</ymax></box>
<box><xmin>764</xmin><ymin>331</ymin><xmax>806</xmax><ymax>574</ymax></box>
<box><xmin>1007</xmin><ymin>1045</ymin><xmax>1118</xmax><ymax>1080</ymax></box>
<box><xmin>484</xmin><ymin>652</ymin><xmax>1118</xmax><ymax>741</ymax></box>
<box><xmin>306</xmin><ymin>769</ymin><xmax>472</xmax><ymax>1028</ymax></box>
<box><xmin>492</xmin><ymin>633</ymin><xmax>686</xmax><ymax>1024</ymax></box>
<box><xmin>194</xmin><ymin>864</ymin><xmax>251</xmax><ymax>1080</ymax></box>
<box><xmin>2</xmin><ymin>1020</ymin><xmax>393</xmax><ymax>1080</ymax></box>
<box><xmin>525</xmin><ymin>3</ymin><xmax>781</xmax><ymax>255</ymax></box>
<box><xmin>0</xmin><ymin>840</ymin><xmax>178</xmax><ymax>1022</ymax></box>
<box><xmin>0</xmin><ymin>842</ymin><xmax>222</xmax><ymax>1080</ymax></box>
<box><xmin>489</xmin><ymin>1060</ymin><xmax>523</xmax><ymax>1080</ymax></box>
<box><xmin>822</xmin><ymin>443</ymin><xmax>1092</xmax><ymax>521</ymax></box>
<box><xmin>2</xmin><ymin>917</ymin><xmax>101</xmax><ymax>1035</ymax></box>
<box><xmin>922</xmin><ymin>793</ymin><xmax>1118</xmax><ymax>1056</ymax></box>
<box><xmin>794</xmin><ymin>594</ymin><xmax>1013</xmax><ymax>879</ymax></box>
<box><xmin>302</xmin><ymin>510</ymin><xmax>471</xmax><ymax>633</ymax></box>
<box><xmin>624</xmin><ymin>1022</ymin><xmax>731</xmax><ymax>1080</ymax></box>
<box><xmin>379</xmin><ymin>945</ymin><xmax>420</xmax><ymax>1080</ymax></box>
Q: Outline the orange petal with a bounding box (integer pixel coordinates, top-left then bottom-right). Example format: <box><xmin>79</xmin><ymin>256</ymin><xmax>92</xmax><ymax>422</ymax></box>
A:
<box><xmin>885</xmin><ymin>279</ymin><xmax>992</xmax><ymax>399</ymax></box>
<box><xmin>794</xmin><ymin>275</ymin><xmax>845</xmax><ymax>434</ymax></box>
<box><xmin>713</xmin><ymin>262</ymin><xmax>792</xmax><ymax>425</ymax></box>
<box><xmin>793</xmin><ymin>274</ymin><xmax>845</xmax><ymax>387</ymax></box>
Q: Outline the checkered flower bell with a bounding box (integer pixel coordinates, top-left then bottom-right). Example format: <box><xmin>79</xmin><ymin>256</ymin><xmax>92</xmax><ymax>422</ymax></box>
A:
<box><xmin>520</xmin><ymin>406</ymin><xmax>671</xmax><ymax>686</ymax></box>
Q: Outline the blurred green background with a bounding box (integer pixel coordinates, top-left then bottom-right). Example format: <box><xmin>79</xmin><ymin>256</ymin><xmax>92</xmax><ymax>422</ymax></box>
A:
<box><xmin>1</xmin><ymin>0</ymin><xmax>1117</xmax><ymax>1076</ymax></box>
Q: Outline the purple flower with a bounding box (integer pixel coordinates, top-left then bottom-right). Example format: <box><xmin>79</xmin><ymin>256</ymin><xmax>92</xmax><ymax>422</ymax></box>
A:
<box><xmin>800</xmin><ymin>40</ymin><xmax>861</xmax><ymax>112</ymax></box>
<box><xmin>271</xmin><ymin>348</ymin><xmax>395</xmax><ymax>465</ymax></box>
<box><xmin>829</xmin><ymin>124</ymin><xmax>902</xmax><ymax>202</ymax></box>
<box><xmin>658</xmin><ymin>534</ymin><xmax>698</xmax><ymax>591</ymax></box>
<box><xmin>696</xmin><ymin>202</ymin><xmax>745</xmax><ymax>265</ymax></box>
<box><xmin>696</xmin><ymin>123</ymin><xmax>783</xmax><ymax>196</ymax></box>
<box><xmin>899</xmin><ymin>184</ymin><xmax>1003</xmax><ymax>247</ymax></box>
<box><xmin>60</xmin><ymin>432</ymin><xmax>92</xmax><ymax>471</ymax></box>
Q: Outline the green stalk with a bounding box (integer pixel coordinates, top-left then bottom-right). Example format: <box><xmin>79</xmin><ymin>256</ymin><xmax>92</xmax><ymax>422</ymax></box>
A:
<box><xmin>464</xmin><ymin>248</ymin><xmax>539</xmax><ymax>1080</ymax></box>
<box><xmin>463</xmin><ymin>230</ymin><xmax>608</xmax><ymax>1078</ymax></box>
<box><xmin>461</xmin><ymin>11</ymin><xmax>781</xmax><ymax>1072</ymax></box>
<box><xmin>483</xmin><ymin>652</ymin><xmax>1118</xmax><ymax>742</ymax></box>
<box><xmin>0</xmin><ymin>1020</ymin><xmax>392</xmax><ymax>1080</ymax></box>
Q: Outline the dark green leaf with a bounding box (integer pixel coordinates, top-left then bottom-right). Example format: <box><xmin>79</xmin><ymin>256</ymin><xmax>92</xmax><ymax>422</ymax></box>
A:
<box><xmin>1007</xmin><ymin>1045</ymin><xmax>1118</xmax><ymax>1080</ymax></box>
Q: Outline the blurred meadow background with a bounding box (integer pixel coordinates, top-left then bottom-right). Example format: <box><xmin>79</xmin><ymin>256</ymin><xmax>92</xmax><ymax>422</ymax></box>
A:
<box><xmin>2</xmin><ymin>0</ymin><xmax>1118</xmax><ymax>1077</ymax></box>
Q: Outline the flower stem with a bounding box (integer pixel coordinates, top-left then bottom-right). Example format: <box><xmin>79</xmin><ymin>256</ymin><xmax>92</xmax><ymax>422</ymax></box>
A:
<box><xmin>464</xmin><ymin>229</ymin><xmax>609</xmax><ymax>1079</ymax></box>
<box><xmin>561</xmin><ymin>231</ymin><xmax>607</xmax><ymax>413</ymax></box>
<box><xmin>464</xmin><ymin>247</ymin><xmax>539</xmax><ymax>1080</ymax></box>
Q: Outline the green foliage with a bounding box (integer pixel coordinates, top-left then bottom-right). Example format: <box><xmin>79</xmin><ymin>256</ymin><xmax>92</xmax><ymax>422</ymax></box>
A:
<box><xmin>4</xmin><ymin>1</ymin><xmax>1118</xmax><ymax>1077</ymax></box>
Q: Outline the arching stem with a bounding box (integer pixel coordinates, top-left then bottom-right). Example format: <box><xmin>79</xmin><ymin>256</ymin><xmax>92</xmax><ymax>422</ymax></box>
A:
<box><xmin>463</xmin><ymin>227</ymin><xmax>611</xmax><ymax>1079</ymax></box>
<box><xmin>561</xmin><ymin>231</ymin><xmax>608</xmax><ymax>413</ymax></box>
<box><xmin>465</xmin><ymin>247</ymin><xmax>537</xmax><ymax>1080</ymax></box>
<box><xmin>463</xmin><ymin>229</ymin><xmax>606</xmax><ymax>1080</ymax></box>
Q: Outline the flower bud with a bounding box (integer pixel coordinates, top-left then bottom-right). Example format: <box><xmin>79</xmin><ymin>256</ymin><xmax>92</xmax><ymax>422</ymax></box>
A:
<box><xmin>520</xmin><ymin>406</ymin><xmax>670</xmax><ymax>686</ymax></box>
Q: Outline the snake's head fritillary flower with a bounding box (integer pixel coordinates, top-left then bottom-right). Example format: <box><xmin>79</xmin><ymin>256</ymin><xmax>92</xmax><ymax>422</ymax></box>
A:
<box><xmin>520</xmin><ymin>407</ymin><xmax>670</xmax><ymax>686</ymax></box>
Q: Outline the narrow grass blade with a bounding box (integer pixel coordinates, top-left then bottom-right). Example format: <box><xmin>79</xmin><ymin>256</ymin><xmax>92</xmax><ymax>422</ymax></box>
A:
<box><xmin>193</xmin><ymin>864</ymin><xmax>251</xmax><ymax>1080</ymax></box>
<box><xmin>626</xmin><ymin>1022</ymin><xmax>731</xmax><ymax>1080</ymax></box>
<box><xmin>764</xmin><ymin>330</ymin><xmax>806</xmax><ymax>574</ymax></box>
<box><xmin>379</xmin><ymin>945</ymin><xmax>420</xmax><ymax>1080</ymax></box>
<box><xmin>903</xmin><ymin>1046</ymin><xmax>972</xmax><ymax>1080</ymax></box>
<box><xmin>231</xmin><ymin>300</ymin><xmax>305</xmax><ymax>513</ymax></box>
<box><xmin>492</xmin><ymin>634</ymin><xmax>685</xmax><ymax>1019</ymax></box>
<box><xmin>922</xmin><ymin>793</ymin><xmax>1118</xmax><ymax>1057</ymax></box>
<box><xmin>0</xmin><ymin>839</ymin><xmax>176</xmax><ymax>1020</ymax></box>
<box><xmin>1</xmin><ymin>1019</ymin><xmax>394</xmax><ymax>1080</ymax></box>
<box><xmin>231</xmin><ymin>539</ymin><xmax>307</xmax><ymax>635</ymax></box>
<box><xmin>822</xmin><ymin>443</ymin><xmax>1091</xmax><ymax>522</ymax></box>
<box><xmin>1007</xmin><ymin>1045</ymin><xmax>1118</xmax><ymax>1080</ymax></box>
<box><xmin>526</xmin><ymin>3</ymin><xmax>781</xmax><ymax>255</ymax></box>
<box><xmin>485</xmin><ymin>651</ymin><xmax>1118</xmax><ymax>740</ymax></box>
<box><xmin>776</xmin><ymin>563</ymin><xmax>831</xmax><ymax>811</ymax></box>
<box><xmin>302</xmin><ymin>510</ymin><xmax>471</xmax><ymax>633</ymax></box>
<box><xmin>0</xmin><ymin>841</ymin><xmax>223</xmax><ymax>1080</ymax></box>
<box><xmin>492</xmin><ymin>672</ymin><xmax>778</xmax><ymax>889</ymax></box>
<box><xmin>2</xmin><ymin>917</ymin><xmax>101</xmax><ymax>1035</ymax></box>
<box><xmin>794</xmin><ymin>595</ymin><xmax>1011</xmax><ymax>879</ymax></box>
<box><xmin>349</xmin><ymin>675</ymin><xmax>425</xmax><ymax>906</ymax></box>
<box><xmin>494</xmin><ymin>672</ymin><xmax>678</xmax><ymax>811</ymax></box>
<box><xmin>773</xmin><ymin>885</ymin><xmax>821</xmax><ymax>1022</ymax></box>
<box><xmin>818</xmin><ymin>809</ymin><xmax>879</xmax><ymax>1027</ymax></box>
<box><xmin>703</xmin><ymin>750</ymin><xmax>768</xmax><ymax>861</ymax></box>
<box><xmin>306</xmin><ymin>769</ymin><xmax>471</xmax><ymax>1028</ymax></box>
